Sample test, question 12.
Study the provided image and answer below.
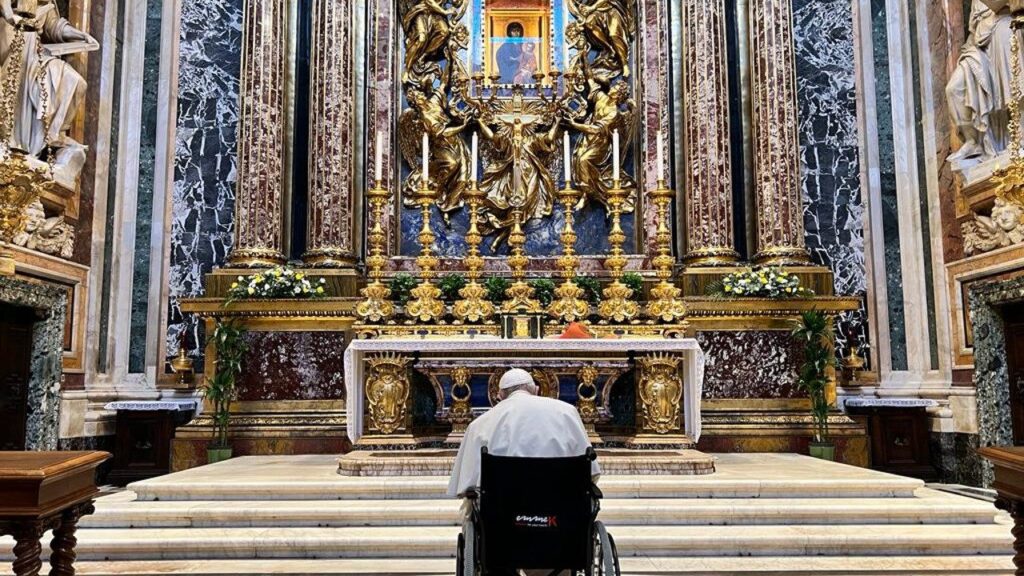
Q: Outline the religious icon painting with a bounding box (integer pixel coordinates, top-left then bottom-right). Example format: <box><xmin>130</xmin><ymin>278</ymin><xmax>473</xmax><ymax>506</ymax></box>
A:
<box><xmin>483</xmin><ymin>0</ymin><xmax>551</xmax><ymax>86</ymax></box>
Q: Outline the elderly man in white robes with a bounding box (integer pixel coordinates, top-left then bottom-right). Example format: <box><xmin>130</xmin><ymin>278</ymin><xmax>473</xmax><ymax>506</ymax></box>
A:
<box><xmin>448</xmin><ymin>368</ymin><xmax>601</xmax><ymax>498</ymax></box>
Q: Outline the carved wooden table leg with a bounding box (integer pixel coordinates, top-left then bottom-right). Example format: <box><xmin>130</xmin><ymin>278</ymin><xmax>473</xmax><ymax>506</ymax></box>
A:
<box><xmin>48</xmin><ymin>502</ymin><xmax>93</xmax><ymax>576</ymax></box>
<box><xmin>997</xmin><ymin>498</ymin><xmax>1024</xmax><ymax>576</ymax></box>
<box><xmin>11</xmin><ymin>520</ymin><xmax>45</xmax><ymax>576</ymax></box>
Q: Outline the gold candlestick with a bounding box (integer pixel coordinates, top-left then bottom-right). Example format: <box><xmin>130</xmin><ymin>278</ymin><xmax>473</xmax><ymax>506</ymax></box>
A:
<box><xmin>452</xmin><ymin>180</ymin><xmax>495</xmax><ymax>323</ymax></box>
<box><xmin>598</xmin><ymin>181</ymin><xmax>639</xmax><ymax>322</ymax></box>
<box><xmin>645</xmin><ymin>181</ymin><xmax>687</xmax><ymax>322</ymax></box>
<box><xmin>405</xmin><ymin>181</ymin><xmax>445</xmax><ymax>323</ymax></box>
<box><xmin>356</xmin><ymin>180</ymin><xmax>395</xmax><ymax>322</ymax></box>
<box><xmin>501</xmin><ymin>208</ymin><xmax>542</xmax><ymax>313</ymax></box>
<box><xmin>548</xmin><ymin>185</ymin><xmax>589</xmax><ymax>322</ymax></box>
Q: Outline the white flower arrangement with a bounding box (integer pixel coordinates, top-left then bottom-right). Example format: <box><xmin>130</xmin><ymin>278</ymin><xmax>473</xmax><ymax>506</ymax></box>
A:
<box><xmin>712</xmin><ymin>266</ymin><xmax>813</xmax><ymax>298</ymax></box>
<box><xmin>226</xmin><ymin>266</ymin><xmax>327</xmax><ymax>302</ymax></box>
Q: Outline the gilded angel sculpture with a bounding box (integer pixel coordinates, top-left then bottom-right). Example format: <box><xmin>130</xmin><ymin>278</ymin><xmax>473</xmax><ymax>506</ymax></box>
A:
<box><xmin>566</xmin><ymin>81</ymin><xmax>637</xmax><ymax>211</ymax></box>
<box><xmin>399</xmin><ymin>0</ymin><xmax>468</xmax><ymax>86</ymax></box>
<box><xmin>568</xmin><ymin>0</ymin><xmax>636</xmax><ymax>78</ymax></box>
<box><xmin>399</xmin><ymin>85</ymin><xmax>471</xmax><ymax>219</ymax></box>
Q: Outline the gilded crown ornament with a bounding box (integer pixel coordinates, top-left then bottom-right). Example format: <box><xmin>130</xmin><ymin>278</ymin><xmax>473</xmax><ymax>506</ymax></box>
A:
<box><xmin>357</xmin><ymin>180</ymin><xmax>395</xmax><ymax>323</ymax></box>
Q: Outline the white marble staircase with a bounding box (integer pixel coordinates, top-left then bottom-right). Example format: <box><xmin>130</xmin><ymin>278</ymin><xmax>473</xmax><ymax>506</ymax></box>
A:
<box><xmin>0</xmin><ymin>453</ymin><xmax>1015</xmax><ymax>575</ymax></box>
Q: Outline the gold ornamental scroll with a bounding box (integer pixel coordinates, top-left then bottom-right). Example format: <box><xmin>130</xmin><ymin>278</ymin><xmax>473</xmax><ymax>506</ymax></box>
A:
<box><xmin>681</xmin><ymin>0</ymin><xmax>739</xmax><ymax>266</ymax></box>
<box><xmin>748</xmin><ymin>0</ymin><xmax>811</xmax><ymax>265</ymax></box>
<box><xmin>228</xmin><ymin>0</ymin><xmax>288</xmax><ymax>268</ymax></box>
<box><xmin>304</xmin><ymin>0</ymin><xmax>357</xmax><ymax>267</ymax></box>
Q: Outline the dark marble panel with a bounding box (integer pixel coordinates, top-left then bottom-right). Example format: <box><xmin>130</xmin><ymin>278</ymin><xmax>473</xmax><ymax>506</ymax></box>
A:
<box><xmin>968</xmin><ymin>275</ymin><xmax>1024</xmax><ymax>486</ymax></box>
<box><xmin>697</xmin><ymin>331</ymin><xmax>803</xmax><ymax>399</ymax></box>
<box><xmin>0</xmin><ymin>277</ymin><xmax>67</xmax><ymax>450</ymax></box>
<box><xmin>236</xmin><ymin>332</ymin><xmax>348</xmax><ymax>402</ymax></box>
<box><xmin>793</xmin><ymin>0</ymin><xmax>868</xmax><ymax>360</ymax></box>
<box><xmin>168</xmin><ymin>0</ymin><xmax>243</xmax><ymax>363</ymax></box>
<box><xmin>929</xmin><ymin>431</ymin><xmax>982</xmax><ymax>487</ymax></box>
<box><xmin>129</xmin><ymin>0</ymin><xmax>166</xmax><ymax>373</ymax></box>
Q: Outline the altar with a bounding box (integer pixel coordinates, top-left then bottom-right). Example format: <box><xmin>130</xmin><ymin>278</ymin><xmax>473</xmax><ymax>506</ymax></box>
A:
<box><xmin>344</xmin><ymin>337</ymin><xmax>704</xmax><ymax>448</ymax></box>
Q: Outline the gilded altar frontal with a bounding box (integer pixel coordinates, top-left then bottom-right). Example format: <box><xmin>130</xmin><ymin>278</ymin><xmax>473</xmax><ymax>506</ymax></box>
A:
<box><xmin>0</xmin><ymin>0</ymin><xmax>1021</xmax><ymax>572</ymax></box>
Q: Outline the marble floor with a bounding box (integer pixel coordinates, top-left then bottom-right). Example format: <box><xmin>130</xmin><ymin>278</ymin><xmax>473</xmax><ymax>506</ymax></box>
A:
<box><xmin>0</xmin><ymin>453</ymin><xmax>1015</xmax><ymax>575</ymax></box>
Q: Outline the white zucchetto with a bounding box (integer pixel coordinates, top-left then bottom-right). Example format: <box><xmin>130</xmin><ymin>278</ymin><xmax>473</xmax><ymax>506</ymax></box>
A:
<box><xmin>498</xmin><ymin>368</ymin><xmax>535</xmax><ymax>390</ymax></box>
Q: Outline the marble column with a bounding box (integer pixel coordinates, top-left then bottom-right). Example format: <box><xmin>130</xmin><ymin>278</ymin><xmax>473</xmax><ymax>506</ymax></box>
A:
<box><xmin>748</xmin><ymin>0</ymin><xmax>811</xmax><ymax>265</ymax></box>
<box><xmin>303</xmin><ymin>0</ymin><xmax>357</xmax><ymax>267</ymax></box>
<box><xmin>227</xmin><ymin>0</ymin><xmax>288</xmax><ymax>268</ymax></box>
<box><xmin>681</xmin><ymin>0</ymin><xmax>739</xmax><ymax>266</ymax></box>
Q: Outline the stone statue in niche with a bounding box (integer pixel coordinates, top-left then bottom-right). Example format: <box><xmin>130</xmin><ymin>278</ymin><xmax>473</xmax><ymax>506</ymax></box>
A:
<box><xmin>1</xmin><ymin>0</ymin><xmax>97</xmax><ymax>190</ymax></box>
<box><xmin>946</xmin><ymin>0</ymin><xmax>1016</xmax><ymax>170</ymax></box>
<box><xmin>961</xmin><ymin>197</ymin><xmax>1024</xmax><ymax>255</ymax></box>
<box><xmin>11</xmin><ymin>198</ymin><xmax>73</xmax><ymax>258</ymax></box>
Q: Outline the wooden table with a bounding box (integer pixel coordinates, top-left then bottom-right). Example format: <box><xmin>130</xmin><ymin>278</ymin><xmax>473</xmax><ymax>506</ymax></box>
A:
<box><xmin>0</xmin><ymin>452</ymin><xmax>110</xmax><ymax>576</ymax></box>
<box><xmin>979</xmin><ymin>446</ymin><xmax>1024</xmax><ymax>575</ymax></box>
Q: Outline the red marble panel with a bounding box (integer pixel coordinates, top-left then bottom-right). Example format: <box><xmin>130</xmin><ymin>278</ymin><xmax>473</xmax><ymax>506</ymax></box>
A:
<box><xmin>236</xmin><ymin>331</ymin><xmax>348</xmax><ymax>401</ymax></box>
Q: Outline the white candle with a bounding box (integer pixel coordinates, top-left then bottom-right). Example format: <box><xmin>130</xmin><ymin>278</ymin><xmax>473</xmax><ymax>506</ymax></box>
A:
<box><xmin>612</xmin><ymin>129</ymin><xmax>620</xmax><ymax>183</ymax></box>
<box><xmin>471</xmin><ymin>132</ymin><xmax>479</xmax><ymax>182</ymax></box>
<box><xmin>422</xmin><ymin>133</ymin><xmax>429</xmax><ymax>183</ymax></box>
<box><xmin>375</xmin><ymin>131</ymin><xmax>383</xmax><ymax>184</ymax></box>
<box><xmin>657</xmin><ymin>130</ymin><xmax>665</xmax><ymax>183</ymax></box>
<box><xmin>563</xmin><ymin>132</ymin><xmax>571</xmax><ymax>184</ymax></box>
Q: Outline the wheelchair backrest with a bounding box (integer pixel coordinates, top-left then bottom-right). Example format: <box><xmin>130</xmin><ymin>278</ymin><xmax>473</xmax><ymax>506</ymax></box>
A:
<box><xmin>479</xmin><ymin>449</ymin><xmax>596</xmax><ymax>570</ymax></box>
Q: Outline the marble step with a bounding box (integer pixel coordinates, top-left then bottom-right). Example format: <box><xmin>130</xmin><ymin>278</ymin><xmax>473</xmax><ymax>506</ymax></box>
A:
<box><xmin>1</xmin><ymin>524</ymin><xmax>1012</xmax><ymax>560</ymax></box>
<box><xmin>81</xmin><ymin>492</ymin><xmax>998</xmax><ymax>528</ymax></box>
<box><xmin>66</xmin><ymin>555</ymin><xmax>1018</xmax><ymax>575</ymax></box>
<box><xmin>129</xmin><ymin>475</ymin><xmax>924</xmax><ymax>502</ymax></box>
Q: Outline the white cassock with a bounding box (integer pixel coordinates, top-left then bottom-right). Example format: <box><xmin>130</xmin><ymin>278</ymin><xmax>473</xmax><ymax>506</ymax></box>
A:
<box><xmin>447</xmin><ymin>391</ymin><xmax>601</xmax><ymax>498</ymax></box>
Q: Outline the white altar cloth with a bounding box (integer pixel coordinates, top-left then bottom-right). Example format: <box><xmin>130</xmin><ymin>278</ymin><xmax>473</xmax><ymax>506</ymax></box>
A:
<box><xmin>344</xmin><ymin>337</ymin><xmax>704</xmax><ymax>444</ymax></box>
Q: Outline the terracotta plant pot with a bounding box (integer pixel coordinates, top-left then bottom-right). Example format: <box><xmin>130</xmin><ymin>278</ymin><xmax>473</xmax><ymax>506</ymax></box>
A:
<box><xmin>809</xmin><ymin>441</ymin><xmax>836</xmax><ymax>461</ymax></box>
<box><xmin>207</xmin><ymin>446</ymin><xmax>233</xmax><ymax>464</ymax></box>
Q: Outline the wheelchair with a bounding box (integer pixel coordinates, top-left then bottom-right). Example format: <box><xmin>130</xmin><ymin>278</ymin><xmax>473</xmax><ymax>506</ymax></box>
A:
<box><xmin>456</xmin><ymin>447</ymin><xmax>620</xmax><ymax>575</ymax></box>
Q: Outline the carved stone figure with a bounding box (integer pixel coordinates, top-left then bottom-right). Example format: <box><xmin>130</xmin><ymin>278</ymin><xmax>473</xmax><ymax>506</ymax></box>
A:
<box><xmin>946</xmin><ymin>0</ymin><xmax>1016</xmax><ymax>168</ymax></box>
<box><xmin>566</xmin><ymin>81</ymin><xmax>636</xmax><ymax>211</ymax></box>
<box><xmin>962</xmin><ymin>197</ymin><xmax>1024</xmax><ymax>254</ymax></box>
<box><xmin>1</xmin><ymin>0</ymin><xmax>97</xmax><ymax>192</ymax></box>
<box><xmin>11</xmin><ymin>198</ymin><xmax>74</xmax><ymax>258</ymax></box>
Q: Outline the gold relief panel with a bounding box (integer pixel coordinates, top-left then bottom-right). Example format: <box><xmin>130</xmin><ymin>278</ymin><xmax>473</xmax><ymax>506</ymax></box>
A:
<box><xmin>365</xmin><ymin>353</ymin><xmax>413</xmax><ymax>435</ymax></box>
<box><xmin>636</xmin><ymin>352</ymin><xmax>683</xmax><ymax>435</ymax></box>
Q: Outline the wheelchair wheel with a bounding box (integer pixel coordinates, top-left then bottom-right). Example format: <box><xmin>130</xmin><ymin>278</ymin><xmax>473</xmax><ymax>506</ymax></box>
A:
<box><xmin>594</xmin><ymin>521</ymin><xmax>620</xmax><ymax>575</ymax></box>
<box><xmin>459</xmin><ymin>519</ymin><xmax>478</xmax><ymax>576</ymax></box>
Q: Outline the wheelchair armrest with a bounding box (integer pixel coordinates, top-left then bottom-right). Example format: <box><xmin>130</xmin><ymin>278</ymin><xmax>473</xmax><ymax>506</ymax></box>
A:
<box><xmin>464</xmin><ymin>487</ymin><xmax>480</xmax><ymax>501</ymax></box>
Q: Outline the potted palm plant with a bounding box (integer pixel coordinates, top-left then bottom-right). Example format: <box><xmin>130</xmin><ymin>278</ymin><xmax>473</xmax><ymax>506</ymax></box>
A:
<box><xmin>793</xmin><ymin>310</ymin><xmax>836</xmax><ymax>460</ymax></box>
<box><xmin>204</xmin><ymin>320</ymin><xmax>247</xmax><ymax>464</ymax></box>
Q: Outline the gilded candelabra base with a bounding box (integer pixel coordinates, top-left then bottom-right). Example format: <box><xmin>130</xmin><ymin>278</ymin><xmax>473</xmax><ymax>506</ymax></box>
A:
<box><xmin>357</xmin><ymin>282</ymin><xmax>395</xmax><ymax>323</ymax></box>
<box><xmin>502</xmin><ymin>281</ymin><xmax>543</xmax><ymax>314</ymax></box>
<box><xmin>452</xmin><ymin>281</ymin><xmax>495</xmax><ymax>324</ymax></box>
<box><xmin>646</xmin><ymin>282</ymin><xmax>687</xmax><ymax>323</ymax></box>
<box><xmin>598</xmin><ymin>281</ymin><xmax>640</xmax><ymax>323</ymax></box>
<box><xmin>548</xmin><ymin>280</ymin><xmax>590</xmax><ymax>322</ymax></box>
<box><xmin>406</xmin><ymin>282</ymin><xmax>446</xmax><ymax>323</ymax></box>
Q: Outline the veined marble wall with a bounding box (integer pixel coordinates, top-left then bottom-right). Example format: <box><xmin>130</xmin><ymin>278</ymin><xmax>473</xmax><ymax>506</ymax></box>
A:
<box><xmin>168</xmin><ymin>0</ymin><xmax>242</xmax><ymax>357</ymax></box>
<box><xmin>793</xmin><ymin>0</ymin><xmax>867</xmax><ymax>355</ymax></box>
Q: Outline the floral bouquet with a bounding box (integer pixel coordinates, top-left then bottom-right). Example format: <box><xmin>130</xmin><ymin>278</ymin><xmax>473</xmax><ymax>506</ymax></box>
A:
<box><xmin>708</xmin><ymin>267</ymin><xmax>813</xmax><ymax>298</ymax></box>
<box><xmin>226</xmin><ymin>266</ymin><xmax>326</xmax><ymax>303</ymax></box>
